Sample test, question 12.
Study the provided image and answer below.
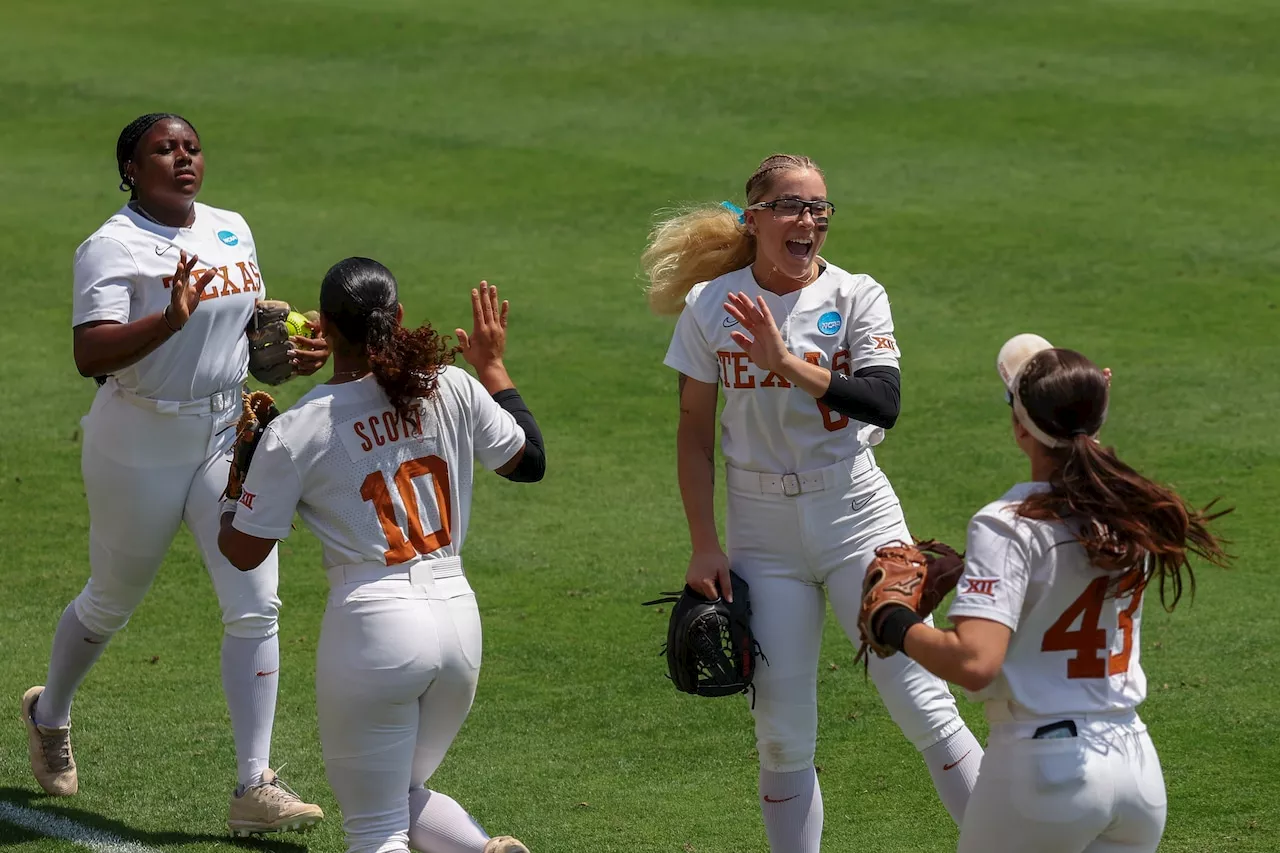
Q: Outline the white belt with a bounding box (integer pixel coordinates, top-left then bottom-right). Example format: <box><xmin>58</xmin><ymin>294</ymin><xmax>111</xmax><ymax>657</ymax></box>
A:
<box><xmin>984</xmin><ymin>700</ymin><xmax>1142</xmax><ymax>741</ymax></box>
<box><xmin>327</xmin><ymin>556</ymin><xmax>464</xmax><ymax>587</ymax></box>
<box><xmin>111</xmin><ymin>379</ymin><xmax>242</xmax><ymax>416</ymax></box>
<box><xmin>725</xmin><ymin>451</ymin><xmax>876</xmax><ymax>497</ymax></box>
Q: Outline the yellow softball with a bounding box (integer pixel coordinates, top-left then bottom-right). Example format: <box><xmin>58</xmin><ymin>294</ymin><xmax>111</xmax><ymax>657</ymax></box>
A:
<box><xmin>285</xmin><ymin>310</ymin><xmax>312</xmax><ymax>337</ymax></box>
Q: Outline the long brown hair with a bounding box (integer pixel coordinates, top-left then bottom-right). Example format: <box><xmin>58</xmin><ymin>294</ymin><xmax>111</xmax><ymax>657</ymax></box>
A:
<box><xmin>1013</xmin><ymin>348</ymin><xmax>1231</xmax><ymax>608</ymax></box>
<box><xmin>320</xmin><ymin>257</ymin><xmax>456</xmax><ymax>420</ymax></box>
<box><xmin>642</xmin><ymin>153</ymin><xmax>824</xmax><ymax>315</ymax></box>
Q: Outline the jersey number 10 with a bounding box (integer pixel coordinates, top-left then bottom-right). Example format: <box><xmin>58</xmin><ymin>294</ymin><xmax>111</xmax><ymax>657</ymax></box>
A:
<box><xmin>360</xmin><ymin>455</ymin><xmax>453</xmax><ymax>566</ymax></box>
<box><xmin>1041</xmin><ymin>575</ymin><xmax>1145</xmax><ymax>679</ymax></box>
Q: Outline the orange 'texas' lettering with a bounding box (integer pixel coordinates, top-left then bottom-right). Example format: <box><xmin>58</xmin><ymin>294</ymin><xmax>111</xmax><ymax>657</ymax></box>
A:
<box><xmin>761</xmin><ymin>370</ymin><xmax>791</xmax><ymax>388</ymax></box>
<box><xmin>715</xmin><ymin>351</ymin><xmax>758</xmax><ymax>389</ymax></box>
<box><xmin>353</xmin><ymin>408</ymin><xmax>424</xmax><ymax>453</ymax></box>
<box><xmin>731</xmin><ymin>352</ymin><xmax>755</xmax><ymax>389</ymax></box>
<box><xmin>163</xmin><ymin>264</ymin><xmax>259</xmax><ymax>301</ymax></box>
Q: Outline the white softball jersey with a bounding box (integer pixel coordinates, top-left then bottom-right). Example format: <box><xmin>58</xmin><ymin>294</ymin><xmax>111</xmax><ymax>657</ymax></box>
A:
<box><xmin>948</xmin><ymin>482</ymin><xmax>1148</xmax><ymax>718</ymax></box>
<box><xmin>663</xmin><ymin>263</ymin><xmax>901</xmax><ymax>475</ymax></box>
<box><xmin>231</xmin><ymin>367</ymin><xmax>525</xmax><ymax>570</ymax></box>
<box><xmin>72</xmin><ymin>202</ymin><xmax>265</xmax><ymax>401</ymax></box>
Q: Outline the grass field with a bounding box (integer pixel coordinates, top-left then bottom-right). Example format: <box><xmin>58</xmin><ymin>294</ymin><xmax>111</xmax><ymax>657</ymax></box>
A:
<box><xmin>2</xmin><ymin>1</ymin><xmax>1277</xmax><ymax>851</ymax></box>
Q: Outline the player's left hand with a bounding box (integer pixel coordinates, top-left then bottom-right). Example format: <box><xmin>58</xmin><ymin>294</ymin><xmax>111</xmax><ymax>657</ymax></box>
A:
<box><xmin>455</xmin><ymin>281</ymin><xmax>509</xmax><ymax>381</ymax></box>
<box><xmin>290</xmin><ymin>318</ymin><xmax>330</xmax><ymax>376</ymax></box>
<box><xmin>724</xmin><ymin>291</ymin><xmax>790</xmax><ymax>373</ymax></box>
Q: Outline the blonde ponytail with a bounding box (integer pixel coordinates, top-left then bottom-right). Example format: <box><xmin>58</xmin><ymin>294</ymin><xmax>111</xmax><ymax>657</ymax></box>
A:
<box><xmin>641</xmin><ymin>205</ymin><xmax>755</xmax><ymax>315</ymax></box>
<box><xmin>642</xmin><ymin>153</ymin><xmax>827</xmax><ymax>315</ymax></box>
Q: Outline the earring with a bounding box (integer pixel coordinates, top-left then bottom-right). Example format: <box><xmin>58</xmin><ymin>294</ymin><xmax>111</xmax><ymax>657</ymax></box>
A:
<box><xmin>118</xmin><ymin>179</ymin><xmax>131</xmax><ymax>192</ymax></box>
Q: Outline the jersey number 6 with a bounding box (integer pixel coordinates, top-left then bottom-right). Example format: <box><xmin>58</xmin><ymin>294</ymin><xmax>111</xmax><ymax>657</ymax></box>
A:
<box><xmin>360</xmin><ymin>454</ymin><xmax>452</xmax><ymax>566</ymax></box>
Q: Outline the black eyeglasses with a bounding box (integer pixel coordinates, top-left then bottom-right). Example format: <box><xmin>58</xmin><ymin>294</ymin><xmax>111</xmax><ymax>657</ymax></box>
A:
<box><xmin>747</xmin><ymin>198</ymin><xmax>836</xmax><ymax>220</ymax></box>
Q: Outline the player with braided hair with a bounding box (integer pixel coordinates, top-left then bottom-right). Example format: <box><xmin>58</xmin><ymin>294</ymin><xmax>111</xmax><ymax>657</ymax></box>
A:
<box><xmin>646</xmin><ymin>153</ymin><xmax>983</xmax><ymax>852</ymax></box>
<box><xmin>218</xmin><ymin>258</ymin><xmax>543</xmax><ymax>853</ymax></box>
<box><xmin>22</xmin><ymin>112</ymin><xmax>325</xmax><ymax>834</ymax></box>
<box><xmin>860</xmin><ymin>335</ymin><xmax>1231</xmax><ymax>852</ymax></box>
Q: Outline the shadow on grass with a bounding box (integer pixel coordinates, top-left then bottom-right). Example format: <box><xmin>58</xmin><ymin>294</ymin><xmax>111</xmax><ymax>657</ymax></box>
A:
<box><xmin>0</xmin><ymin>786</ymin><xmax>308</xmax><ymax>851</ymax></box>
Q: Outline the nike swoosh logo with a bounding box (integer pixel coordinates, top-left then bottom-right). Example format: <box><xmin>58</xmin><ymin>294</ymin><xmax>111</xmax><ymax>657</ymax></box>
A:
<box><xmin>850</xmin><ymin>494</ymin><xmax>873</xmax><ymax>512</ymax></box>
<box><xmin>255</xmin><ymin>669</ymin><xmax>279</xmax><ymax>677</ymax></box>
<box><xmin>943</xmin><ymin>750</ymin><xmax>972</xmax><ymax>771</ymax></box>
<box><xmin>83</xmin><ymin>637</ymin><xmax>105</xmax><ymax>644</ymax></box>
<box><xmin>155</xmin><ymin>244</ymin><xmax>172</xmax><ymax>256</ymax></box>
<box><xmin>723</xmin><ymin>316</ymin><xmax>740</xmax><ymax>328</ymax></box>
<box><xmin>763</xmin><ymin>794</ymin><xmax>799</xmax><ymax>804</ymax></box>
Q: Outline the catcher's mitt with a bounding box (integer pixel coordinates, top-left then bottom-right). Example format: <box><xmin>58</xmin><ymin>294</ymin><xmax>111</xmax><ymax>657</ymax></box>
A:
<box><xmin>853</xmin><ymin>539</ymin><xmax>966</xmax><ymax>665</ymax></box>
<box><xmin>642</xmin><ymin>572</ymin><xmax>765</xmax><ymax>702</ymax></box>
<box><xmin>224</xmin><ymin>390</ymin><xmax>280</xmax><ymax>503</ymax></box>
<box><xmin>246</xmin><ymin>300</ymin><xmax>295</xmax><ymax>386</ymax></box>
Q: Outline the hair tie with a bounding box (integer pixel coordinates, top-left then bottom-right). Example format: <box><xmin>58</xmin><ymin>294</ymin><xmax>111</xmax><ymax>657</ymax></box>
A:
<box><xmin>1070</xmin><ymin>428</ymin><xmax>1090</xmax><ymax>437</ymax></box>
<box><xmin>720</xmin><ymin>201</ymin><xmax>746</xmax><ymax>225</ymax></box>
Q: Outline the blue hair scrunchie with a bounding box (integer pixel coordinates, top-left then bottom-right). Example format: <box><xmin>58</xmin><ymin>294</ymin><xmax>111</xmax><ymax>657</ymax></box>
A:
<box><xmin>720</xmin><ymin>201</ymin><xmax>746</xmax><ymax>225</ymax></box>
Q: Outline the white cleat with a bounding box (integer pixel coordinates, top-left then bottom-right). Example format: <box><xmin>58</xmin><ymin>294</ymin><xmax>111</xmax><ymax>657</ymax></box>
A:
<box><xmin>21</xmin><ymin>686</ymin><xmax>78</xmax><ymax>797</ymax></box>
<box><xmin>227</xmin><ymin>768</ymin><xmax>324</xmax><ymax>836</ymax></box>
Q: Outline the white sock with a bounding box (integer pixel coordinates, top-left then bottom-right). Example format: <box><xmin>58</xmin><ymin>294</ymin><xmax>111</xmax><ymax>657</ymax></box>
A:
<box><xmin>408</xmin><ymin>788</ymin><xmax>490</xmax><ymax>853</ymax></box>
<box><xmin>759</xmin><ymin>767</ymin><xmax>823</xmax><ymax>853</ymax></box>
<box><xmin>221</xmin><ymin>634</ymin><xmax>279</xmax><ymax>788</ymax></box>
<box><xmin>37</xmin><ymin>605</ymin><xmax>110</xmax><ymax>728</ymax></box>
<box><xmin>920</xmin><ymin>727</ymin><xmax>983</xmax><ymax>824</ymax></box>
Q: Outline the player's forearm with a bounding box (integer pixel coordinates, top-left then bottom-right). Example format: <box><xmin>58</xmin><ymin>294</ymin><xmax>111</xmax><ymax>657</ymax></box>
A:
<box><xmin>474</xmin><ymin>361</ymin><xmax>515</xmax><ymax>395</ymax></box>
<box><xmin>777</xmin><ymin>353</ymin><xmax>901</xmax><ymax>428</ymax></box>
<box><xmin>73</xmin><ymin>313</ymin><xmax>177</xmax><ymax>377</ymax></box>
<box><xmin>902</xmin><ymin>623</ymin><xmax>998</xmax><ymax>692</ymax></box>
<box><xmin>775</xmin><ymin>352</ymin><xmax>831</xmax><ymax>398</ymax></box>
<box><xmin>676</xmin><ymin>425</ymin><xmax>720</xmax><ymax>552</ymax></box>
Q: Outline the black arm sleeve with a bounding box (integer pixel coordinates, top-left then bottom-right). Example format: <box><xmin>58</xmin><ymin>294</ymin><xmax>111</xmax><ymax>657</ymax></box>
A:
<box><xmin>818</xmin><ymin>365</ymin><xmax>901</xmax><ymax>428</ymax></box>
<box><xmin>492</xmin><ymin>389</ymin><xmax>545</xmax><ymax>483</ymax></box>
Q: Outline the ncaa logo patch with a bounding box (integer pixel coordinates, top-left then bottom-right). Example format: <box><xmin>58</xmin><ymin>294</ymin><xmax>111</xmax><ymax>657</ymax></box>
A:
<box><xmin>817</xmin><ymin>311</ymin><xmax>842</xmax><ymax>336</ymax></box>
<box><xmin>216</xmin><ymin>230</ymin><xmax>239</xmax><ymax>246</ymax></box>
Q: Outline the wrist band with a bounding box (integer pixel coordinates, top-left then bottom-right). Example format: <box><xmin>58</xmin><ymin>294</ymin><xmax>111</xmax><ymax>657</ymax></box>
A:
<box><xmin>877</xmin><ymin>607</ymin><xmax>924</xmax><ymax>655</ymax></box>
<box><xmin>163</xmin><ymin>305</ymin><xmax>182</xmax><ymax>332</ymax></box>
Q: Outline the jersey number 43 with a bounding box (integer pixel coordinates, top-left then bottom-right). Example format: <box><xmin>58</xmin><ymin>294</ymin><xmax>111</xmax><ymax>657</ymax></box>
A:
<box><xmin>360</xmin><ymin>454</ymin><xmax>452</xmax><ymax>566</ymax></box>
<box><xmin>1041</xmin><ymin>575</ymin><xmax>1145</xmax><ymax>679</ymax></box>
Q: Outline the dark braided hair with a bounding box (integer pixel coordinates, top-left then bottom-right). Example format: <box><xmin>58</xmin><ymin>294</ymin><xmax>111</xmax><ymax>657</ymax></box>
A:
<box><xmin>320</xmin><ymin>257</ymin><xmax>457</xmax><ymax>420</ymax></box>
<box><xmin>115</xmin><ymin>113</ymin><xmax>197</xmax><ymax>199</ymax></box>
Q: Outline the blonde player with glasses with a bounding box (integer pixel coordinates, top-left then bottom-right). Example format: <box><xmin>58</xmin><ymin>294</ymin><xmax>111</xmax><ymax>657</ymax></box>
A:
<box><xmin>643</xmin><ymin>153</ymin><xmax>983</xmax><ymax>853</ymax></box>
<box><xmin>861</xmin><ymin>334</ymin><xmax>1231</xmax><ymax>852</ymax></box>
<box><xmin>218</xmin><ymin>259</ymin><xmax>541</xmax><ymax>853</ymax></box>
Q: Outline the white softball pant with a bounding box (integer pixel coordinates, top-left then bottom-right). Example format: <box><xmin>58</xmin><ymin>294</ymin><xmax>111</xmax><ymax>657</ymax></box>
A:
<box><xmin>958</xmin><ymin>706</ymin><xmax>1166</xmax><ymax>853</ymax></box>
<box><xmin>75</xmin><ymin>380</ymin><xmax>280</xmax><ymax>639</ymax></box>
<box><xmin>725</xmin><ymin>451</ymin><xmax>965</xmax><ymax>772</ymax></box>
<box><xmin>317</xmin><ymin>558</ymin><xmax>482</xmax><ymax>853</ymax></box>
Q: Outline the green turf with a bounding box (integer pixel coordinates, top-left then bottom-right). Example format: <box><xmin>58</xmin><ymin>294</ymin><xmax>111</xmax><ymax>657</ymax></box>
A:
<box><xmin>1</xmin><ymin>0</ymin><xmax>1276</xmax><ymax>851</ymax></box>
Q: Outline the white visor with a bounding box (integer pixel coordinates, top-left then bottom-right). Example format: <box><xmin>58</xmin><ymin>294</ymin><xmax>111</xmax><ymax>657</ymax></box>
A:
<box><xmin>996</xmin><ymin>333</ymin><xmax>1069</xmax><ymax>449</ymax></box>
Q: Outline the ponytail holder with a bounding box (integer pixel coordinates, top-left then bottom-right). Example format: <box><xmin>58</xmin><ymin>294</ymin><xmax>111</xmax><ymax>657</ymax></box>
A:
<box><xmin>1070</xmin><ymin>428</ymin><xmax>1090</xmax><ymax>437</ymax></box>
<box><xmin>720</xmin><ymin>201</ymin><xmax>746</xmax><ymax>225</ymax></box>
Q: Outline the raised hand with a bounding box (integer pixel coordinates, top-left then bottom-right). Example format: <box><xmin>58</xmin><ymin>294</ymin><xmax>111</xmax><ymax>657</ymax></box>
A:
<box><xmin>167</xmin><ymin>250</ymin><xmax>216</xmax><ymax>330</ymax></box>
<box><xmin>455</xmin><ymin>282</ymin><xmax>512</xmax><ymax>389</ymax></box>
<box><xmin>724</xmin><ymin>291</ymin><xmax>791</xmax><ymax>374</ymax></box>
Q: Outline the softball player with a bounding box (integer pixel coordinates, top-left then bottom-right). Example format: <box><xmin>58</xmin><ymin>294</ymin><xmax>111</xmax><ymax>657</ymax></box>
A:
<box><xmin>217</xmin><ymin>259</ymin><xmax>543</xmax><ymax>853</ymax></box>
<box><xmin>21</xmin><ymin>113</ymin><xmax>325</xmax><ymax>833</ymax></box>
<box><xmin>645</xmin><ymin>153</ymin><xmax>983</xmax><ymax>853</ymax></box>
<box><xmin>871</xmin><ymin>335</ymin><xmax>1231</xmax><ymax>852</ymax></box>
